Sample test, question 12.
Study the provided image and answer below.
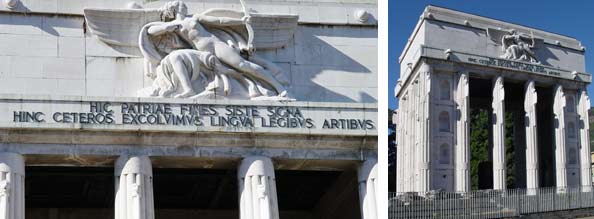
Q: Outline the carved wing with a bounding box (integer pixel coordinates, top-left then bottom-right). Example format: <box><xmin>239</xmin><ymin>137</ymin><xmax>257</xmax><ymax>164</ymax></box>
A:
<box><xmin>84</xmin><ymin>8</ymin><xmax>161</xmax><ymax>47</ymax></box>
<box><xmin>201</xmin><ymin>8</ymin><xmax>299</xmax><ymax>50</ymax></box>
<box><xmin>486</xmin><ymin>28</ymin><xmax>508</xmax><ymax>44</ymax></box>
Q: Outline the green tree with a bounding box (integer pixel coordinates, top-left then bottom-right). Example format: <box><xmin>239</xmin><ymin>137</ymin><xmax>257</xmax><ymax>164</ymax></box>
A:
<box><xmin>470</xmin><ymin>109</ymin><xmax>490</xmax><ymax>190</ymax></box>
<box><xmin>505</xmin><ymin>112</ymin><xmax>516</xmax><ymax>189</ymax></box>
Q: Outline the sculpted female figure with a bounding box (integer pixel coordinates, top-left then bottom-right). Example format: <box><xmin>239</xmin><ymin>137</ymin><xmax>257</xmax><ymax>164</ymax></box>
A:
<box><xmin>145</xmin><ymin>1</ymin><xmax>289</xmax><ymax>98</ymax></box>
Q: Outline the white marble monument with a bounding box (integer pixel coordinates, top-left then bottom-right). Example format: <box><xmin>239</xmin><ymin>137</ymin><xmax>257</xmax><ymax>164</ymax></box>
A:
<box><xmin>395</xmin><ymin>6</ymin><xmax>591</xmax><ymax>195</ymax></box>
<box><xmin>0</xmin><ymin>0</ymin><xmax>377</xmax><ymax>218</ymax></box>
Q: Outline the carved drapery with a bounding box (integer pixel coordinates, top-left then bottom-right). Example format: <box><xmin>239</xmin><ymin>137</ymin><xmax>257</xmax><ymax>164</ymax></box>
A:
<box><xmin>0</xmin><ymin>153</ymin><xmax>24</xmax><ymax>219</ymax></box>
<box><xmin>238</xmin><ymin>156</ymin><xmax>279</xmax><ymax>219</ymax></box>
<box><xmin>115</xmin><ymin>155</ymin><xmax>155</xmax><ymax>219</ymax></box>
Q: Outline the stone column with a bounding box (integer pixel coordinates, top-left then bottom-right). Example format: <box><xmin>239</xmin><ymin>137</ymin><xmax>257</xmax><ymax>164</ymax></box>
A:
<box><xmin>395</xmin><ymin>108</ymin><xmax>403</xmax><ymax>194</ymax></box>
<box><xmin>455</xmin><ymin>72</ymin><xmax>470</xmax><ymax>193</ymax></box>
<box><xmin>0</xmin><ymin>153</ymin><xmax>24</xmax><ymax>219</ymax></box>
<box><xmin>115</xmin><ymin>155</ymin><xmax>155</xmax><ymax>219</ymax></box>
<box><xmin>553</xmin><ymin>85</ymin><xmax>568</xmax><ymax>192</ymax></box>
<box><xmin>524</xmin><ymin>80</ymin><xmax>539</xmax><ymax>195</ymax></box>
<box><xmin>238</xmin><ymin>156</ymin><xmax>279</xmax><ymax>219</ymax></box>
<box><xmin>578</xmin><ymin>90</ymin><xmax>592</xmax><ymax>192</ymax></box>
<box><xmin>418</xmin><ymin>64</ymin><xmax>432</xmax><ymax>194</ymax></box>
<box><xmin>396</xmin><ymin>94</ymin><xmax>409</xmax><ymax>193</ymax></box>
<box><xmin>492</xmin><ymin>76</ymin><xmax>506</xmax><ymax>190</ymax></box>
<box><xmin>358</xmin><ymin>159</ymin><xmax>378</xmax><ymax>219</ymax></box>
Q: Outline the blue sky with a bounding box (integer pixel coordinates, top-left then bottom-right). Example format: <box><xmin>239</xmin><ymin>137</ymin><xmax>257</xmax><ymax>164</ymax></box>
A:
<box><xmin>389</xmin><ymin>1</ymin><xmax>594</xmax><ymax>109</ymax></box>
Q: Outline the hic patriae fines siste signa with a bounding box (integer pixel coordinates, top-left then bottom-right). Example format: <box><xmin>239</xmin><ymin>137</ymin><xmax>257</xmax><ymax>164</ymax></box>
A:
<box><xmin>0</xmin><ymin>0</ymin><xmax>378</xmax><ymax>218</ymax></box>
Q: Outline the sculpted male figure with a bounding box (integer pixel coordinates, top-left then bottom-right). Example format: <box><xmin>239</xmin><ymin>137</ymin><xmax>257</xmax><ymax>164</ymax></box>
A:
<box><xmin>148</xmin><ymin>1</ymin><xmax>288</xmax><ymax>98</ymax></box>
<box><xmin>501</xmin><ymin>29</ymin><xmax>539</xmax><ymax>63</ymax></box>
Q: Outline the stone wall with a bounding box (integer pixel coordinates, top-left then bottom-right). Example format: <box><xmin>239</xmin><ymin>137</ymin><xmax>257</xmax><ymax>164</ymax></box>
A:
<box><xmin>0</xmin><ymin>0</ymin><xmax>378</xmax><ymax>103</ymax></box>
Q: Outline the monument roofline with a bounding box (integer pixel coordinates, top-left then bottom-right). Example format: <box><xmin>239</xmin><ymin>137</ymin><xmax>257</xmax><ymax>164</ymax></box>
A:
<box><xmin>399</xmin><ymin>5</ymin><xmax>586</xmax><ymax>63</ymax></box>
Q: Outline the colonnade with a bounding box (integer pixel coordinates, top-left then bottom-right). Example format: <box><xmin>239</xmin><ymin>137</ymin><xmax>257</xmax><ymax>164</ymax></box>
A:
<box><xmin>396</xmin><ymin>63</ymin><xmax>592</xmax><ymax>195</ymax></box>
<box><xmin>0</xmin><ymin>153</ymin><xmax>379</xmax><ymax>219</ymax></box>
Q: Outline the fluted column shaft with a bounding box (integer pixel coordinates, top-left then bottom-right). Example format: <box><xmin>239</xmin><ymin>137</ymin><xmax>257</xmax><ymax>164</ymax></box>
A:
<box><xmin>238</xmin><ymin>156</ymin><xmax>279</xmax><ymax>219</ymax></box>
<box><xmin>417</xmin><ymin>64</ymin><xmax>432</xmax><ymax>194</ymax></box>
<box><xmin>115</xmin><ymin>155</ymin><xmax>155</xmax><ymax>219</ymax></box>
<box><xmin>455</xmin><ymin>72</ymin><xmax>470</xmax><ymax>193</ymax></box>
<box><xmin>492</xmin><ymin>76</ymin><xmax>506</xmax><ymax>190</ymax></box>
<box><xmin>0</xmin><ymin>153</ymin><xmax>24</xmax><ymax>219</ymax></box>
<box><xmin>524</xmin><ymin>80</ymin><xmax>539</xmax><ymax>195</ymax></box>
<box><xmin>553</xmin><ymin>85</ymin><xmax>568</xmax><ymax>192</ymax></box>
<box><xmin>578</xmin><ymin>90</ymin><xmax>592</xmax><ymax>192</ymax></box>
<box><xmin>358</xmin><ymin>159</ymin><xmax>378</xmax><ymax>219</ymax></box>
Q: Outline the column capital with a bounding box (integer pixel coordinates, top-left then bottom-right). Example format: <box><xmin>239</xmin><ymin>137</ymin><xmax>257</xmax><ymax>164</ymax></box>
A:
<box><xmin>0</xmin><ymin>152</ymin><xmax>24</xmax><ymax>219</ymax></box>
<box><xmin>115</xmin><ymin>155</ymin><xmax>152</xmax><ymax>176</ymax></box>
<box><xmin>114</xmin><ymin>155</ymin><xmax>154</xmax><ymax>219</ymax></box>
<box><xmin>0</xmin><ymin>153</ymin><xmax>24</xmax><ymax>175</ymax></box>
<box><xmin>238</xmin><ymin>156</ymin><xmax>279</xmax><ymax>219</ymax></box>
<box><xmin>238</xmin><ymin>156</ymin><xmax>275</xmax><ymax>179</ymax></box>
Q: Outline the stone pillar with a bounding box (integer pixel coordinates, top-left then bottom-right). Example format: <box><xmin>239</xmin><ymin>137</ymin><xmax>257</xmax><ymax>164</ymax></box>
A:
<box><xmin>396</xmin><ymin>94</ymin><xmax>410</xmax><ymax>193</ymax></box>
<box><xmin>524</xmin><ymin>80</ymin><xmax>539</xmax><ymax>195</ymax></box>
<box><xmin>358</xmin><ymin>159</ymin><xmax>378</xmax><ymax>219</ymax></box>
<box><xmin>578</xmin><ymin>90</ymin><xmax>592</xmax><ymax>192</ymax></box>
<box><xmin>553</xmin><ymin>85</ymin><xmax>568</xmax><ymax>192</ymax></box>
<box><xmin>238</xmin><ymin>156</ymin><xmax>279</xmax><ymax>219</ymax></box>
<box><xmin>492</xmin><ymin>76</ymin><xmax>506</xmax><ymax>190</ymax></box>
<box><xmin>395</xmin><ymin>108</ymin><xmax>403</xmax><ymax>194</ymax></box>
<box><xmin>0</xmin><ymin>153</ymin><xmax>24</xmax><ymax>219</ymax></box>
<box><xmin>417</xmin><ymin>64</ymin><xmax>432</xmax><ymax>194</ymax></box>
<box><xmin>455</xmin><ymin>72</ymin><xmax>470</xmax><ymax>193</ymax></box>
<box><xmin>115</xmin><ymin>155</ymin><xmax>155</xmax><ymax>219</ymax></box>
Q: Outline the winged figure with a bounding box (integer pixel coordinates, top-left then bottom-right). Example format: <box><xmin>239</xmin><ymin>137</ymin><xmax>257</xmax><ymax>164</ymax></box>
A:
<box><xmin>84</xmin><ymin>1</ymin><xmax>298</xmax><ymax>100</ymax></box>
<box><xmin>487</xmin><ymin>28</ymin><xmax>542</xmax><ymax>64</ymax></box>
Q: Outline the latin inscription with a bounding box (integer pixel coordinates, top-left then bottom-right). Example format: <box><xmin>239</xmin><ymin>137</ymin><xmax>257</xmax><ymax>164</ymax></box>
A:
<box><xmin>467</xmin><ymin>57</ymin><xmax>561</xmax><ymax>77</ymax></box>
<box><xmin>12</xmin><ymin>102</ymin><xmax>375</xmax><ymax>131</ymax></box>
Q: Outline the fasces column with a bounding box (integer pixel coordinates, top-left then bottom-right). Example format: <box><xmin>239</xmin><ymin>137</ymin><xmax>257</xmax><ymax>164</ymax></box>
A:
<box><xmin>524</xmin><ymin>80</ymin><xmax>539</xmax><ymax>195</ymax></box>
<box><xmin>238</xmin><ymin>156</ymin><xmax>279</xmax><ymax>219</ymax></box>
<box><xmin>578</xmin><ymin>90</ymin><xmax>592</xmax><ymax>192</ymax></box>
<box><xmin>395</xmin><ymin>108</ymin><xmax>403</xmax><ymax>194</ymax></box>
<box><xmin>358</xmin><ymin>159</ymin><xmax>378</xmax><ymax>219</ymax></box>
<box><xmin>553</xmin><ymin>85</ymin><xmax>568</xmax><ymax>192</ymax></box>
<box><xmin>492</xmin><ymin>76</ymin><xmax>506</xmax><ymax>190</ymax></box>
<box><xmin>417</xmin><ymin>64</ymin><xmax>432</xmax><ymax>194</ymax></box>
<box><xmin>0</xmin><ymin>153</ymin><xmax>24</xmax><ymax>219</ymax></box>
<box><xmin>455</xmin><ymin>72</ymin><xmax>470</xmax><ymax>193</ymax></box>
<box><xmin>115</xmin><ymin>155</ymin><xmax>155</xmax><ymax>219</ymax></box>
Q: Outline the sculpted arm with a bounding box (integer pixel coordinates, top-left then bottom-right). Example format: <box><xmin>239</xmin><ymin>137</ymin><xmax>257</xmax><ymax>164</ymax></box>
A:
<box><xmin>194</xmin><ymin>14</ymin><xmax>247</xmax><ymax>26</ymax></box>
<box><xmin>147</xmin><ymin>23</ymin><xmax>180</xmax><ymax>36</ymax></box>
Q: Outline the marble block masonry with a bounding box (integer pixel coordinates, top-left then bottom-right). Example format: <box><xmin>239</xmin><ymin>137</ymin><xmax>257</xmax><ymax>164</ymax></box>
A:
<box><xmin>0</xmin><ymin>0</ymin><xmax>378</xmax><ymax>218</ymax></box>
<box><xmin>395</xmin><ymin>6</ymin><xmax>591</xmax><ymax>195</ymax></box>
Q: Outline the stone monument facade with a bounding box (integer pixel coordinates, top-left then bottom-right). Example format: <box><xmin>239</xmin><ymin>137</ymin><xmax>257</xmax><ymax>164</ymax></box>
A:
<box><xmin>0</xmin><ymin>0</ymin><xmax>378</xmax><ymax>218</ymax></box>
<box><xmin>395</xmin><ymin>6</ymin><xmax>591</xmax><ymax>195</ymax></box>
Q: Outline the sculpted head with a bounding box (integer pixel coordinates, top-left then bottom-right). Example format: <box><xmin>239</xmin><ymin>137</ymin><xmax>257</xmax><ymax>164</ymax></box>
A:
<box><xmin>160</xmin><ymin>1</ymin><xmax>188</xmax><ymax>21</ymax></box>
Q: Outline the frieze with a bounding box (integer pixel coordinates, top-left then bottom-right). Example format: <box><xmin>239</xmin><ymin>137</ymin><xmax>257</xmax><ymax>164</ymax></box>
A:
<box><xmin>1</xmin><ymin>96</ymin><xmax>377</xmax><ymax>136</ymax></box>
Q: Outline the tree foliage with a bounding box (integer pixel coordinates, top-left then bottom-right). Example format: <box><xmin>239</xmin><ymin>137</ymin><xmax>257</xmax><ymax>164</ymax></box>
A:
<box><xmin>470</xmin><ymin>109</ymin><xmax>490</xmax><ymax>190</ymax></box>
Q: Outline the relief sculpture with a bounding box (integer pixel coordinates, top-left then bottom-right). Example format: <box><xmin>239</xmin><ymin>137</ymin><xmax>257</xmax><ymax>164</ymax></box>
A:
<box><xmin>488</xmin><ymin>28</ymin><xmax>542</xmax><ymax>64</ymax></box>
<box><xmin>84</xmin><ymin>1</ymin><xmax>298</xmax><ymax>100</ymax></box>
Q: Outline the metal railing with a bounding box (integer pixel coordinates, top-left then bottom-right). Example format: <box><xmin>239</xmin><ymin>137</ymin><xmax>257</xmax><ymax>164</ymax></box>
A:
<box><xmin>389</xmin><ymin>186</ymin><xmax>594</xmax><ymax>218</ymax></box>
